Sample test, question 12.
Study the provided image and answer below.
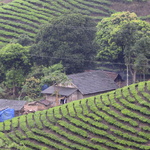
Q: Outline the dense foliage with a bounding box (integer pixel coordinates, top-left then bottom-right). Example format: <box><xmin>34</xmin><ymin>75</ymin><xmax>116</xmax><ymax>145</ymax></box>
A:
<box><xmin>0</xmin><ymin>43</ymin><xmax>31</xmax><ymax>97</ymax></box>
<box><xmin>1</xmin><ymin>81</ymin><xmax>150</xmax><ymax>149</ymax></box>
<box><xmin>95</xmin><ymin>11</ymin><xmax>150</xmax><ymax>82</ymax></box>
<box><xmin>31</xmin><ymin>13</ymin><xmax>97</xmax><ymax>74</ymax></box>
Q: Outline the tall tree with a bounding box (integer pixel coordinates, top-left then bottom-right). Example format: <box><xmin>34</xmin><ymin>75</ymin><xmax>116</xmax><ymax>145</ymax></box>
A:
<box><xmin>31</xmin><ymin>13</ymin><xmax>97</xmax><ymax>74</ymax></box>
<box><xmin>0</xmin><ymin>43</ymin><xmax>31</xmax><ymax>96</ymax></box>
<box><xmin>95</xmin><ymin>11</ymin><xmax>150</xmax><ymax>83</ymax></box>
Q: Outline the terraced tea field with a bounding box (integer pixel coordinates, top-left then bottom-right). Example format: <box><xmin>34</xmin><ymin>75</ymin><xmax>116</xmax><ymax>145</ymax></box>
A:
<box><xmin>1</xmin><ymin>81</ymin><xmax>150</xmax><ymax>149</ymax></box>
<box><xmin>0</xmin><ymin>0</ymin><xmax>150</xmax><ymax>43</ymax></box>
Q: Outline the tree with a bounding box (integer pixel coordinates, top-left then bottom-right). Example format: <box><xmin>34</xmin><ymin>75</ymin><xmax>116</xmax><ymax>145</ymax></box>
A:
<box><xmin>0</xmin><ymin>43</ymin><xmax>31</xmax><ymax>97</ymax></box>
<box><xmin>12</xmin><ymin>34</ymin><xmax>34</xmax><ymax>46</ymax></box>
<box><xmin>31</xmin><ymin>13</ymin><xmax>97</xmax><ymax>74</ymax></box>
<box><xmin>19</xmin><ymin>63</ymin><xmax>68</xmax><ymax>100</ymax></box>
<box><xmin>5</xmin><ymin>69</ymin><xmax>25</xmax><ymax>97</ymax></box>
<box><xmin>0</xmin><ymin>43</ymin><xmax>31</xmax><ymax>71</ymax></box>
<box><xmin>95</xmin><ymin>11</ymin><xmax>150</xmax><ymax>83</ymax></box>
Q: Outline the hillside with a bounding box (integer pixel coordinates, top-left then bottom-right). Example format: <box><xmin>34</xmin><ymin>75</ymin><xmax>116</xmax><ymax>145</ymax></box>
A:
<box><xmin>0</xmin><ymin>0</ymin><xmax>150</xmax><ymax>43</ymax></box>
<box><xmin>1</xmin><ymin>81</ymin><xmax>150</xmax><ymax>149</ymax></box>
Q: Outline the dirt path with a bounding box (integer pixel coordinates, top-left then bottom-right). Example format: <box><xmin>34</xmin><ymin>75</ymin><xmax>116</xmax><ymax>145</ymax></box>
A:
<box><xmin>111</xmin><ymin>1</ymin><xmax>150</xmax><ymax>16</ymax></box>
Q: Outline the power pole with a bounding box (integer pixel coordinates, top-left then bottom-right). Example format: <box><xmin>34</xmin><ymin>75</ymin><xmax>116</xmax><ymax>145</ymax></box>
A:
<box><xmin>55</xmin><ymin>90</ymin><xmax>59</xmax><ymax>106</ymax></box>
<box><xmin>54</xmin><ymin>85</ymin><xmax>59</xmax><ymax>106</ymax></box>
<box><xmin>126</xmin><ymin>64</ymin><xmax>129</xmax><ymax>86</ymax></box>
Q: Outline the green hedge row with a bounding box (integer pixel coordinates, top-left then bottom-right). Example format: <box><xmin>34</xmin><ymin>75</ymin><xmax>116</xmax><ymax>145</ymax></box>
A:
<box><xmin>33</xmin><ymin>111</ymin><xmax>43</xmax><ymax>129</ymax></box>
<box><xmin>0</xmin><ymin>19</ymin><xmax>38</xmax><ymax>32</ymax></box>
<box><xmin>0</xmin><ymin>13</ymin><xmax>40</xmax><ymax>28</ymax></box>
<box><xmin>120</xmin><ymin>98</ymin><xmax>150</xmax><ymax>115</ymax></box>
<box><xmin>0</xmin><ymin>132</ymin><xmax>12</xmax><ymax>147</ymax></box>
<box><xmin>121</xmin><ymin>108</ymin><xmax>150</xmax><ymax>124</ymax></box>
<box><xmin>43</xmin><ymin>121</ymin><xmax>99</xmax><ymax>149</ymax></box>
<box><xmin>58</xmin><ymin>120</ymin><xmax>88</xmax><ymax>137</ymax></box>
<box><xmin>13</xmin><ymin>0</ymin><xmax>63</xmax><ymax>15</ymax></box>
<box><xmin>15</xmin><ymin>130</ymin><xmax>26</xmax><ymax>140</ymax></box>
<box><xmin>19</xmin><ymin>115</ymin><xmax>29</xmax><ymax>132</ymax></box>
<box><xmin>31</xmin><ymin>128</ymin><xmax>89</xmax><ymax>150</ymax></box>
<box><xmin>91</xmin><ymin>138</ymin><xmax>132</xmax><ymax>150</ymax></box>
<box><xmin>110</xmin><ymin>129</ymin><xmax>147</xmax><ymax>143</ymax></box>
<box><xmin>7</xmin><ymin>132</ymin><xmax>21</xmax><ymax>144</ymax></box>
<box><xmin>64</xmin><ymin>115</ymin><xmax>141</xmax><ymax>149</ymax></box>
<box><xmin>57</xmin><ymin>0</ymin><xmax>91</xmax><ymax>14</ymax></box>
<box><xmin>2</xmin><ymin>3</ymin><xmax>50</xmax><ymax>21</ymax></box>
<box><xmin>89</xmin><ymin>97</ymin><xmax>138</xmax><ymax>133</ymax></box>
<box><xmin>26</xmin><ymin>130</ymin><xmax>70</xmax><ymax>150</ymax></box>
<box><xmin>101</xmin><ymin>105</ymin><xmax>138</xmax><ymax>127</ymax></box>
<box><xmin>0</xmin><ymin>23</ymin><xmax>35</xmax><ymax>37</ymax></box>
<box><xmin>75</xmin><ymin>0</ymin><xmax>115</xmax><ymax>14</ymax></box>
<box><xmin>21</xmin><ymin>140</ymin><xmax>46</xmax><ymax>150</ymax></box>
<box><xmin>0</xmin><ymin>7</ymin><xmax>47</xmax><ymax>24</ymax></box>
<box><xmin>64</xmin><ymin>0</ymin><xmax>109</xmax><ymax>15</ymax></box>
<box><xmin>3</xmin><ymin>120</ymin><xmax>11</xmax><ymax>131</ymax></box>
<box><xmin>77</xmin><ymin>114</ymin><xmax>108</xmax><ymax>130</ymax></box>
<box><xmin>27</xmin><ymin>113</ymin><xmax>35</xmax><ymax>128</ymax></box>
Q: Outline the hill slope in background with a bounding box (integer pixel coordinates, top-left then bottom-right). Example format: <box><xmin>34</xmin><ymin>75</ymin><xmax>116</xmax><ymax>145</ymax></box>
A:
<box><xmin>1</xmin><ymin>81</ymin><xmax>150</xmax><ymax>149</ymax></box>
<box><xmin>0</xmin><ymin>0</ymin><xmax>150</xmax><ymax>43</ymax></box>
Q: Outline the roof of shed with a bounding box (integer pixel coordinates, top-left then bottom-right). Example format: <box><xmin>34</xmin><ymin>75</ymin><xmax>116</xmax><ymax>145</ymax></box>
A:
<box><xmin>103</xmin><ymin>71</ymin><xmax>119</xmax><ymax>81</ymax></box>
<box><xmin>0</xmin><ymin>99</ymin><xmax>27</xmax><ymax>111</ymax></box>
<box><xmin>41</xmin><ymin>86</ymin><xmax>77</xmax><ymax>96</ymax></box>
<box><xmin>68</xmin><ymin>70</ymin><xmax>118</xmax><ymax>95</ymax></box>
<box><xmin>28</xmin><ymin>99</ymin><xmax>52</xmax><ymax>106</ymax></box>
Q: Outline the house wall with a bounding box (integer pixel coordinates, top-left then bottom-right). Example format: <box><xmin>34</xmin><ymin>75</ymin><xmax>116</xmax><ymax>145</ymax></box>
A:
<box><xmin>67</xmin><ymin>91</ymin><xmax>83</xmax><ymax>103</ymax></box>
<box><xmin>45</xmin><ymin>90</ymin><xmax>83</xmax><ymax>107</ymax></box>
<box><xmin>45</xmin><ymin>89</ymin><xmax>115</xmax><ymax>107</ymax></box>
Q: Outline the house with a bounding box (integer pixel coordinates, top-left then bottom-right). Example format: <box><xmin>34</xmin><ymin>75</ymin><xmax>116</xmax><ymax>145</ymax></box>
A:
<box><xmin>0</xmin><ymin>99</ymin><xmax>27</xmax><ymax>116</ymax></box>
<box><xmin>41</xmin><ymin>70</ymin><xmax>120</xmax><ymax>107</ymax></box>
<box><xmin>103</xmin><ymin>71</ymin><xmax>124</xmax><ymax>87</ymax></box>
<box><xmin>23</xmin><ymin>99</ymin><xmax>52</xmax><ymax>114</ymax></box>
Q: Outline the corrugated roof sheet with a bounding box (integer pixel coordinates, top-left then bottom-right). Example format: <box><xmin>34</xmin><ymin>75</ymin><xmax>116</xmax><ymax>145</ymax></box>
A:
<box><xmin>68</xmin><ymin>70</ymin><xmax>118</xmax><ymax>95</ymax></box>
<box><xmin>0</xmin><ymin>99</ymin><xmax>26</xmax><ymax>111</ymax></box>
<box><xmin>41</xmin><ymin>86</ymin><xmax>77</xmax><ymax>96</ymax></box>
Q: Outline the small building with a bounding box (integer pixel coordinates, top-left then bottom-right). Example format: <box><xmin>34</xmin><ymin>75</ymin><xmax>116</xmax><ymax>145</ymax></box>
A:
<box><xmin>41</xmin><ymin>70</ymin><xmax>120</xmax><ymax>107</ymax></box>
<box><xmin>0</xmin><ymin>99</ymin><xmax>27</xmax><ymax>116</ymax></box>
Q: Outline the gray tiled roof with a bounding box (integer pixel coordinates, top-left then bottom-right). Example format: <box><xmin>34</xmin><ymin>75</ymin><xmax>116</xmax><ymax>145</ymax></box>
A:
<box><xmin>68</xmin><ymin>70</ymin><xmax>118</xmax><ymax>95</ymax></box>
<box><xmin>41</xmin><ymin>86</ymin><xmax>77</xmax><ymax>96</ymax></box>
<box><xmin>0</xmin><ymin>99</ymin><xmax>27</xmax><ymax>111</ymax></box>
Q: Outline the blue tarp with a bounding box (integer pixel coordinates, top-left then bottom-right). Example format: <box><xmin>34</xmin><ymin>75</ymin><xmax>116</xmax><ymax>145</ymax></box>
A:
<box><xmin>0</xmin><ymin>108</ymin><xmax>15</xmax><ymax>122</ymax></box>
<box><xmin>41</xmin><ymin>84</ymin><xmax>49</xmax><ymax>91</ymax></box>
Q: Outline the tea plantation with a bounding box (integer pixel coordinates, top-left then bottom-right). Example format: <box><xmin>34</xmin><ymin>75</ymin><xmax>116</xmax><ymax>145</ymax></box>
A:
<box><xmin>1</xmin><ymin>81</ymin><xmax>150</xmax><ymax>149</ymax></box>
<box><xmin>0</xmin><ymin>0</ymin><xmax>150</xmax><ymax>43</ymax></box>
